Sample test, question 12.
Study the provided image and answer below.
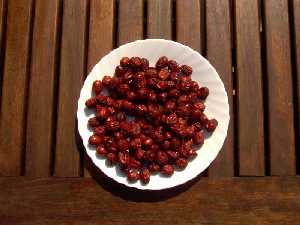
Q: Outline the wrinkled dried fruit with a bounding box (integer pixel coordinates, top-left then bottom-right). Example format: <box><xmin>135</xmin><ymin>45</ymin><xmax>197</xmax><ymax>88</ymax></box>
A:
<box><xmin>85</xmin><ymin>56</ymin><xmax>218</xmax><ymax>184</ymax></box>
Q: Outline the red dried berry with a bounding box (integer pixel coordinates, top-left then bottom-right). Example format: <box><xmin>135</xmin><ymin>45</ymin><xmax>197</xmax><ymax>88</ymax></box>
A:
<box><xmin>129</xmin><ymin>57</ymin><xmax>142</xmax><ymax>69</ymax></box>
<box><xmin>135</xmin><ymin>148</ymin><xmax>145</xmax><ymax>160</ymax></box>
<box><xmin>88</xmin><ymin>135</ymin><xmax>103</xmax><ymax>146</ymax></box>
<box><xmin>118</xmin><ymin>151</ymin><xmax>129</xmax><ymax>165</ymax></box>
<box><xmin>130</xmin><ymin>138</ymin><xmax>142</xmax><ymax>150</ymax></box>
<box><xmin>193</xmin><ymin>131</ymin><xmax>204</xmax><ymax>145</ymax></box>
<box><xmin>140</xmin><ymin>168</ymin><xmax>150</xmax><ymax>184</ymax></box>
<box><xmin>158</xmin><ymin>68</ymin><xmax>170</xmax><ymax>80</ymax></box>
<box><xmin>156</xmin><ymin>56</ymin><xmax>168</xmax><ymax>69</ymax></box>
<box><xmin>117</xmin><ymin>139</ymin><xmax>130</xmax><ymax>151</ymax></box>
<box><xmin>128</xmin><ymin>157</ymin><xmax>141</xmax><ymax>168</ymax></box>
<box><xmin>145</xmin><ymin>68</ymin><xmax>158</xmax><ymax>78</ymax></box>
<box><xmin>168</xmin><ymin>89</ymin><xmax>180</xmax><ymax>98</ymax></box>
<box><xmin>176</xmin><ymin>158</ymin><xmax>188</xmax><ymax>169</ymax></box>
<box><xmin>85</xmin><ymin>98</ymin><xmax>97</xmax><ymax>108</ymax></box>
<box><xmin>161</xmin><ymin>140</ymin><xmax>170</xmax><ymax>150</ymax></box>
<box><xmin>168</xmin><ymin>60</ymin><xmax>180</xmax><ymax>72</ymax></box>
<box><xmin>115</xmin><ymin>65</ymin><xmax>127</xmax><ymax>77</ymax></box>
<box><xmin>107</xmin><ymin>152</ymin><xmax>117</xmax><ymax>164</ymax></box>
<box><xmin>126</xmin><ymin>91</ymin><xmax>136</xmax><ymax>101</ymax></box>
<box><xmin>88</xmin><ymin>117</ymin><xmax>100</xmax><ymax>127</ymax></box>
<box><xmin>198</xmin><ymin>87</ymin><xmax>209</xmax><ymax>100</ymax></box>
<box><xmin>93</xmin><ymin>80</ymin><xmax>103</xmax><ymax>95</ymax></box>
<box><xmin>180</xmin><ymin>65</ymin><xmax>193</xmax><ymax>75</ymax></box>
<box><xmin>94</xmin><ymin>126</ymin><xmax>105</xmax><ymax>136</ymax></box>
<box><xmin>157</xmin><ymin>151</ymin><xmax>168</xmax><ymax>165</ymax></box>
<box><xmin>102</xmin><ymin>75</ymin><xmax>112</xmax><ymax>87</ymax></box>
<box><xmin>205</xmin><ymin>119</ymin><xmax>218</xmax><ymax>132</ymax></box>
<box><xmin>141</xmin><ymin>58</ymin><xmax>149</xmax><ymax>71</ymax></box>
<box><xmin>120</xmin><ymin>57</ymin><xmax>130</xmax><ymax>67</ymax></box>
<box><xmin>158</xmin><ymin>92</ymin><xmax>168</xmax><ymax>103</ymax></box>
<box><xmin>148</xmin><ymin>163</ymin><xmax>160</xmax><ymax>173</ymax></box>
<box><xmin>96</xmin><ymin>145</ymin><xmax>107</xmax><ymax>156</ymax></box>
<box><xmin>127</xmin><ymin>169</ymin><xmax>139</xmax><ymax>181</ymax></box>
<box><xmin>162</xmin><ymin>164</ymin><xmax>174</xmax><ymax>176</ymax></box>
<box><xmin>143</xmin><ymin>137</ymin><xmax>153</xmax><ymax>149</ymax></box>
<box><xmin>166</xmin><ymin>150</ymin><xmax>179</xmax><ymax>159</ymax></box>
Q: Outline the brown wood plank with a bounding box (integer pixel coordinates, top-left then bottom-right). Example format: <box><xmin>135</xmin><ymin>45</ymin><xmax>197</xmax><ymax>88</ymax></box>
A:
<box><xmin>84</xmin><ymin>0</ymin><xmax>115</xmax><ymax>177</ymax></box>
<box><xmin>264</xmin><ymin>0</ymin><xmax>296</xmax><ymax>175</ymax></box>
<box><xmin>54</xmin><ymin>0</ymin><xmax>88</xmax><ymax>177</ymax></box>
<box><xmin>0</xmin><ymin>0</ymin><xmax>6</xmax><ymax>81</ymax></box>
<box><xmin>87</xmin><ymin>0</ymin><xmax>114</xmax><ymax>72</ymax></box>
<box><xmin>235</xmin><ymin>0</ymin><xmax>265</xmax><ymax>176</ymax></box>
<box><xmin>0</xmin><ymin>0</ymin><xmax>33</xmax><ymax>176</ymax></box>
<box><xmin>147</xmin><ymin>0</ymin><xmax>172</xmax><ymax>39</ymax></box>
<box><xmin>293</xmin><ymin>0</ymin><xmax>300</xmax><ymax>174</ymax></box>
<box><xmin>176</xmin><ymin>0</ymin><xmax>201</xmax><ymax>53</ymax></box>
<box><xmin>206</xmin><ymin>0</ymin><xmax>234</xmax><ymax>177</ymax></box>
<box><xmin>118</xmin><ymin>0</ymin><xmax>143</xmax><ymax>45</ymax></box>
<box><xmin>1</xmin><ymin>177</ymin><xmax>300</xmax><ymax>225</ymax></box>
<box><xmin>25</xmin><ymin>0</ymin><xmax>60</xmax><ymax>177</ymax></box>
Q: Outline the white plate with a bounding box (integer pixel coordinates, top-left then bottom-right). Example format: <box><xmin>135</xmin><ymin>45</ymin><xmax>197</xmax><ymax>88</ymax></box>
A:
<box><xmin>77</xmin><ymin>39</ymin><xmax>229</xmax><ymax>190</ymax></box>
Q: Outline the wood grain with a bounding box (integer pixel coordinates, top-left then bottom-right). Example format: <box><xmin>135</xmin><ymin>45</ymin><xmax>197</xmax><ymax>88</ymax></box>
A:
<box><xmin>54</xmin><ymin>0</ymin><xmax>88</xmax><ymax>177</ymax></box>
<box><xmin>118</xmin><ymin>0</ymin><xmax>143</xmax><ymax>45</ymax></box>
<box><xmin>176</xmin><ymin>0</ymin><xmax>201</xmax><ymax>52</ymax></box>
<box><xmin>147</xmin><ymin>0</ymin><xmax>172</xmax><ymax>39</ymax></box>
<box><xmin>0</xmin><ymin>0</ymin><xmax>33</xmax><ymax>176</ymax></box>
<box><xmin>25</xmin><ymin>0</ymin><xmax>60</xmax><ymax>177</ymax></box>
<box><xmin>87</xmin><ymin>0</ymin><xmax>114</xmax><ymax>72</ymax></box>
<box><xmin>235</xmin><ymin>0</ymin><xmax>265</xmax><ymax>175</ymax></box>
<box><xmin>293</xmin><ymin>0</ymin><xmax>300</xmax><ymax>174</ymax></box>
<box><xmin>206</xmin><ymin>0</ymin><xmax>234</xmax><ymax>177</ymax></box>
<box><xmin>0</xmin><ymin>0</ymin><xmax>6</xmax><ymax>84</ymax></box>
<box><xmin>84</xmin><ymin>0</ymin><xmax>115</xmax><ymax>177</ymax></box>
<box><xmin>264</xmin><ymin>0</ymin><xmax>296</xmax><ymax>175</ymax></box>
<box><xmin>0</xmin><ymin>177</ymin><xmax>300</xmax><ymax>225</ymax></box>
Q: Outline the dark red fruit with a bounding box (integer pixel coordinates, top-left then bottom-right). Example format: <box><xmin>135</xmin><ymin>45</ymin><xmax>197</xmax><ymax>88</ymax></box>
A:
<box><xmin>140</xmin><ymin>168</ymin><xmax>150</xmax><ymax>184</ymax></box>
<box><xmin>176</xmin><ymin>158</ymin><xmax>188</xmax><ymax>169</ymax></box>
<box><xmin>127</xmin><ymin>169</ymin><xmax>139</xmax><ymax>181</ymax></box>
<box><xmin>157</xmin><ymin>151</ymin><xmax>168</xmax><ymax>165</ymax></box>
<box><xmin>85</xmin><ymin>98</ymin><xmax>97</xmax><ymax>108</ymax></box>
<box><xmin>89</xmin><ymin>135</ymin><xmax>103</xmax><ymax>146</ymax></box>
<box><xmin>88</xmin><ymin>117</ymin><xmax>100</xmax><ymax>127</ymax></box>
<box><xmin>180</xmin><ymin>65</ymin><xmax>193</xmax><ymax>75</ymax></box>
<box><xmin>96</xmin><ymin>145</ymin><xmax>107</xmax><ymax>155</ymax></box>
<box><xmin>205</xmin><ymin>119</ymin><xmax>218</xmax><ymax>132</ymax></box>
<box><xmin>162</xmin><ymin>164</ymin><xmax>174</xmax><ymax>176</ymax></box>
<box><xmin>197</xmin><ymin>87</ymin><xmax>209</xmax><ymax>100</ymax></box>
<box><xmin>156</xmin><ymin>56</ymin><xmax>168</xmax><ymax>69</ymax></box>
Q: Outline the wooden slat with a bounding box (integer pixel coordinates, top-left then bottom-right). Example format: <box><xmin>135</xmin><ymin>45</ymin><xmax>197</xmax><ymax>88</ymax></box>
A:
<box><xmin>1</xmin><ymin>177</ymin><xmax>300</xmax><ymax>225</ymax></box>
<box><xmin>176</xmin><ymin>0</ymin><xmax>201</xmax><ymax>53</ymax></box>
<box><xmin>264</xmin><ymin>0</ymin><xmax>296</xmax><ymax>175</ymax></box>
<box><xmin>84</xmin><ymin>0</ymin><xmax>115</xmax><ymax>177</ymax></box>
<box><xmin>0</xmin><ymin>0</ymin><xmax>6</xmax><ymax>81</ymax></box>
<box><xmin>87</xmin><ymin>0</ymin><xmax>114</xmax><ymax>72</ymax></box>
<box><xmin>55</xmin><ymin>0</ymin><xmax>88</xmax><ymax>177</ymax></box>
<box><xmin>0</xmin><ymin>0</ymin><xmax>33</xmax><ymax>176</ymax></box>
<box><xmin>118</xmin><ymin>0</ymin><xmax>143</xmax><ymax>45</ymax></box>
<box><xmin>293</xmin><ymin>0</ymin><xmax>300</xmax><ymax>174</ymax></box>
<box><xmin>25</xmin><ymin>0</ymin><xmax>60</xmax><ymax>177</ymax></box>
<box><xmin>206</xmin><ymin>0</ymin><xmax>234</xmax><ymax>177</ymax></box>
<box><xmin>235</xmin><ymin>0</ymin><xmax>265</xmax><ymax>176</ymax></box>
<box><xmin>147</xmin><ymin>0</ymin><xmax>172</xmax><ymax>39</ymax></box>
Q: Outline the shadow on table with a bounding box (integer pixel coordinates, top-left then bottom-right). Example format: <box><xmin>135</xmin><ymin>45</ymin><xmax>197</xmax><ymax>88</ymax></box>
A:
<box><xmin>75</xmin><ymin>119</ymin><xmax>203</xmax><ymax>202</ymax></box>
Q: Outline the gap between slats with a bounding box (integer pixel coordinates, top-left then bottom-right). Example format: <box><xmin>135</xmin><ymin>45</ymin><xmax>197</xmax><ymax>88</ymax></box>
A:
<box><xmin>288</xmin><ymin>0</ymin><xmax>300</xmax><ymax>175</ymax></box>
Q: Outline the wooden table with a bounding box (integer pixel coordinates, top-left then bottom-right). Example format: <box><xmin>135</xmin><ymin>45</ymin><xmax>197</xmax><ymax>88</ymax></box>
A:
<box><xmin>0</xmin><ymin>0</ymin><xmax>299</xmax><ymax>224</ymax></box>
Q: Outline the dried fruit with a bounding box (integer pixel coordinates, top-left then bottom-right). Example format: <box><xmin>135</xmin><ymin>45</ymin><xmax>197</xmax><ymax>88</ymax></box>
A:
<box><xmin>85</xmin><ymin>56</ymin><xmax>218</xmax><ymax>184</ymax></box>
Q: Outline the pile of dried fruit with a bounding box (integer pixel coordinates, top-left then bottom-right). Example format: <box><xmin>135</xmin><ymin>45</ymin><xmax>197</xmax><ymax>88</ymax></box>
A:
<box><xmin>85</xmin><ymin>56</ymin><xmax>218</xmax><ymax>184</ymax></box>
